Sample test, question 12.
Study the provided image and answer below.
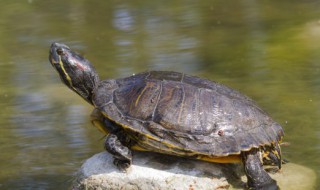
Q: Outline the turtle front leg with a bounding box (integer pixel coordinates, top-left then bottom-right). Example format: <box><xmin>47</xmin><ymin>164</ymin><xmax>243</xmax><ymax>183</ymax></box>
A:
<box><xmin>105</xmin><ymin>134</ymin><xmax>132</xmax><ymax>171</ymax></box>
<box><xmin>241</xmin><ymin>148</ymin><xmax>278</xmax><ymax>190</ymax></box>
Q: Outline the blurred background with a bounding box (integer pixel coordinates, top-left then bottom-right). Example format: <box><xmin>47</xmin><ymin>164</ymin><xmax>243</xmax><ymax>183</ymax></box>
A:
<box><xmin>0</xmin><ymin>0</ymin><xmax>319</xmax><ymax>189</ymax></box>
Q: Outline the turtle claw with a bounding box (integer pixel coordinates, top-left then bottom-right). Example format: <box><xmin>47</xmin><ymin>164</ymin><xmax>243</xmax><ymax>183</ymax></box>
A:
<box><xmin>113</xmin><ymin>158</ymin><xmax>131</xmax><ymax>172</ymax></box>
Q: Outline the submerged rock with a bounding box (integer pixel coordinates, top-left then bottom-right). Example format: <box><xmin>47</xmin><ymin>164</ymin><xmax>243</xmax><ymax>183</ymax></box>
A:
<box><xmin>72</xmin><ymin>152</ymin><xmax>316</xmax><ymax>190</ymax></box>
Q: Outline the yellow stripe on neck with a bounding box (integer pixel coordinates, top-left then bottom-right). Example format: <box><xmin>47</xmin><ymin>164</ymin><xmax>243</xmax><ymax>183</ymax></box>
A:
<box><xmin>59</xmin><ymin>56</ymin><xmax>73</xmax><ymax>87</ymax></box>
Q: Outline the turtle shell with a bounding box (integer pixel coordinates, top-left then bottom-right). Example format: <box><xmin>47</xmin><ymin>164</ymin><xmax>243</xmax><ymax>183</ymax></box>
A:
<box><xmin>92</xmin><ymin>71</ymin><xmax>284</xmax><ymax>157</ymax></box>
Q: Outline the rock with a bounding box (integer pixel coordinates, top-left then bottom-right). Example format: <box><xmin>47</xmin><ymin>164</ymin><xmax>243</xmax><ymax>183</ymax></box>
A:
<box><xmin>72</xmin><ymin>152</ymin><xmax>316</xmax><ymax>190</ymax></box>
<box><xmin>72</xmin><ymin>152</ymin><xmax>235</xmax><ymax>190</ymax></box>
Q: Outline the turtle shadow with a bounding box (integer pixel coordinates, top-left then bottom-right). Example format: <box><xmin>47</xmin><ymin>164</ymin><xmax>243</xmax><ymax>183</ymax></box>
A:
<box><xmin>133</xmin><ymin>151</ymin><xmax>245</xmax><ymax>188</ymax></box>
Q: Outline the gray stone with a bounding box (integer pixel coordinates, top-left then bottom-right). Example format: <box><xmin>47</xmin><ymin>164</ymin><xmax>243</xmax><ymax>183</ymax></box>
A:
<box><xmin>72</xmin><ymin>152</ymin><xmax>316</xmax><ymax>190</ymax></box>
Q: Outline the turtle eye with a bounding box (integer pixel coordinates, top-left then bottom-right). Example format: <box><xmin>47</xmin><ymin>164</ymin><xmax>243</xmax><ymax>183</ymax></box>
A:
<box><xmin>56</xmin><ymin>48</ymin><xmax>64</xmax><ymax>55</ymax></box>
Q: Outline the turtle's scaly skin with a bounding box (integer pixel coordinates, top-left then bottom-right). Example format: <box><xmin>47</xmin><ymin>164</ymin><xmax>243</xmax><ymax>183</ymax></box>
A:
<box><xmin>49</xmin><ymin>43</ymin><xmax>284</xmax><ymax>190</ymax></box>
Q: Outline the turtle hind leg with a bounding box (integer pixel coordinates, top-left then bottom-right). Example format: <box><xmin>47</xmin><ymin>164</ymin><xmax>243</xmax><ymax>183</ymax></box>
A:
<box><xmin>263</xmin><ymin>143</ymin><xmax>283</xmax><ymax>169</ymax></box>
<box><xmin>105</xmin><ymin>134</ymin><xmax>132</xmax><ymax>171</ymax></box>
<box><xmin>241</xmin><ymin>148</ymin><xmax>279</xmax><ymax>190</ymax></box>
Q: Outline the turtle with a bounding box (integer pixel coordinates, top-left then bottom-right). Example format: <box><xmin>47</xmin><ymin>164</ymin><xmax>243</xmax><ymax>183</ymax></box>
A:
<box><xmin>49</xmin><ymin>42</ymin><xmax>284</xmax><ymax>190</ymax></box>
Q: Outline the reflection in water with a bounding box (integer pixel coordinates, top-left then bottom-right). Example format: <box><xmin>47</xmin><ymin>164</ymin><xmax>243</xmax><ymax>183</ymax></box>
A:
<box><xmin>113</xmin><ymin>5</ymin><xmax>137</xmax><ymax>76</ymax></box>
<box><xmin>112</xmin><ymin>4</ymin><xmax>201</xmax><ymax>77</ymax></box>
<box><xmin>3</xmin><ymin>53</ymin><xmax>94</xmax><ymax>188</ymax></box>
<box><xmin>64</xmin><ymin>105</ymin><xmax>90</xmax><ymax>149</ymax></box>
<box><xmin>113</xmin><ymin>6</ymin><xmax>135</xmax><ymax>32</ymax></box>
<box><xmin>143</xmin><ymin>6</ymin><xmax>200</xmax><ymax>72</ymax></box>
<box><xmin>7</xmin><ymin>90</ymin><xmax>92</xmax><ymax>188</ymax></box>
<box><xmin>242</xmin><ymin>0</ymin><xmax>268</xmax><ymax>77</ymax></box>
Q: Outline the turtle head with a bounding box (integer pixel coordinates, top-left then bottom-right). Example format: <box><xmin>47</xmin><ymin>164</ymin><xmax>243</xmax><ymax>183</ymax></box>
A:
<box><xmin>49</xmin><ymin>42</ymin><xmax>99</xmax><ymax>104</ymax></box>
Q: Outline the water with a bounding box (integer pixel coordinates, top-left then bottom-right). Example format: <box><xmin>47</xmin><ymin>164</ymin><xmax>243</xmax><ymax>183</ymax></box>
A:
<box><xmin>0</xmin><ymin>0</ymin><xmax>319</xmax><ymax>189</ymax></box>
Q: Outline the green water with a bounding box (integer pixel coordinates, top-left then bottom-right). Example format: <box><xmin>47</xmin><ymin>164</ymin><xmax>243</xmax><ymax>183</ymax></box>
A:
<box><xmin>0</xmin><ymin>1</ymin><xmax>319</xmax><ymax>189</ymax></box>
